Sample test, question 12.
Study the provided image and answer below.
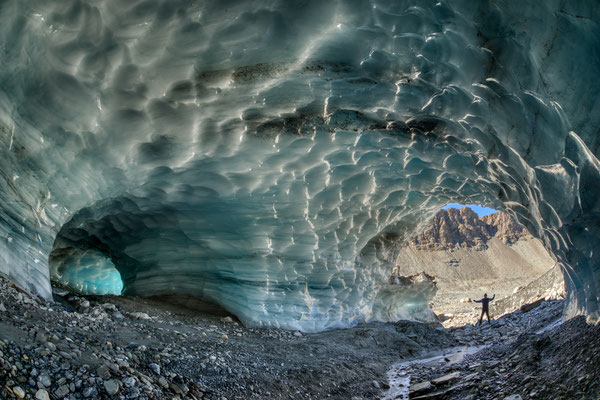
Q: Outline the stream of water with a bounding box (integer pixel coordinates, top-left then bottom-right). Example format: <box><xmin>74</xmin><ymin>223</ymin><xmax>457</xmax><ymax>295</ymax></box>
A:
<box><xmin>382</xmin><ymin>345</ymin><xmax>487</xmax><ymax>400</ymax></box>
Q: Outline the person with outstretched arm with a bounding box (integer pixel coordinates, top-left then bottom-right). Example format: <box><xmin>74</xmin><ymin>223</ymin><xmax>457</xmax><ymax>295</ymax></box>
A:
<box><xmin>474</xmin><ymin>293</ymin><xmax>495</xmax><ymax>325</ymax></box>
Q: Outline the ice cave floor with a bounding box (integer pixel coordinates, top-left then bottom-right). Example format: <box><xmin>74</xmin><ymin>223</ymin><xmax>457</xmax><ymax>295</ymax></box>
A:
<box><xmin>0</xmin><ymin>274</ymin><xmax>599</xmax><ymax>400</ymax></box>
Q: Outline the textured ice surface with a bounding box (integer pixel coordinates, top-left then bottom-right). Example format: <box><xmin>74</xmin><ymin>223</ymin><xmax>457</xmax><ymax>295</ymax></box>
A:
<box><xmin>51</xmin><ymin>249</ymin><xmax>123</xmax><ymax>295</ymax></box>
<box><xmin>0</xmin><ymin>0</ymin><xmax>599</xmax><ymax>330</ymax></box>
<box><xmin>373</xmin><ymin>274</ymin><xmax>438</xmax><ymax>325</ymax></box>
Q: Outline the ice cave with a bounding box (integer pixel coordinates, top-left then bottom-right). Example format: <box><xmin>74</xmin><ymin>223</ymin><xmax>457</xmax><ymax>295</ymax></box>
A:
<box><xmin>0</xmin><ymin>0</ymin><xmax>599</xmax><ymax>332</ymax></box>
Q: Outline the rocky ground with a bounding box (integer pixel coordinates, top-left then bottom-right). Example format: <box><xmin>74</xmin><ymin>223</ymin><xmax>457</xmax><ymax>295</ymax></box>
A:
<box><xmin>435</xmin><ymin>265</ymin><xmax>566</xmax><ymax>329</ymax></box>
<box><xmin>0</xmin><ymin>273</ymin><xmax>455</xmax><ymax>400</ymax></box>
<box><xmin>1</xmin><ymin>273</ymin><xmax>598</xmax><ymax>400</ymax></box>
<box><xmin>392</xmin><ymin>299</ymin><xmax>600</xmax><ymax>399</ymax></box>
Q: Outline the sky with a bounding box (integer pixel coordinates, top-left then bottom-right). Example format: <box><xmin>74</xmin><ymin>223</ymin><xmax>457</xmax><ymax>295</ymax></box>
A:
<box><xmin>442</xmin><ymin>203</ymin><xmax>499</xmax><ymax>217</ymax></box>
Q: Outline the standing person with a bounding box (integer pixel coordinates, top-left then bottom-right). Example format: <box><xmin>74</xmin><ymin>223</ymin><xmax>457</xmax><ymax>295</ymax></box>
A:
<box><xmin>474</xmin><ymin>293</ymin><xmax>495</xmax><ymax>325</ymax></box>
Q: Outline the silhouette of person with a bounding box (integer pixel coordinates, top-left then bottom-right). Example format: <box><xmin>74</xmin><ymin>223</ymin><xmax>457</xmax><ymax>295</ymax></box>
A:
<box><xmin>474</xmin><ymin>293</ymin><xmax>495</xmax><ymax>325</ymax></box>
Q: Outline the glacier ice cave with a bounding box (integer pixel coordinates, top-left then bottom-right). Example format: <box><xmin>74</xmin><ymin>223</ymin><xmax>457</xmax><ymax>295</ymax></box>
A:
<box><xmin>0</xmin><ymin>0</ymin><xmax>599</xmax><ymax>331</ymax></box>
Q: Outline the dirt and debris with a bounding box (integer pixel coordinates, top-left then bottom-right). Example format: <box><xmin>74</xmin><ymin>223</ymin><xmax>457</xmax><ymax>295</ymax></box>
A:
<box><xmin>0</xmin><ymin>274</ymin><xmax>454</xmax><ymax>400</ymax></box>
<box><xmin>1</xmin><ymin>273</ymin><xmax>598</xmax><ymax>400</ymax></box>
<box><xmin>385</xmin><ymin>300</ymin><xmax>600</xmax><ymax>400</ymax></box>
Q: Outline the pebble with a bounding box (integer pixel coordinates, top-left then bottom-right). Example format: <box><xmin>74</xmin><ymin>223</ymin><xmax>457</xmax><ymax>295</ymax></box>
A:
<box><xmin>35</xmin><ymin>331</ymin><xmax>47</xmax><ymax>344</ymax></box>
<box><xmin>55</xmin><ymin>385</ymin><xmax>70</xmax><ymax>397</ymax></box>
<box><xmin>38</xmin><ymin>374</ymin><xmax>52</xmax><ymax>387</ymax></box>
<box><xmin>130</xmin><ymin>312</ymin><xmax>151</xmax><ymax>320</ymax></box>
<box><xmin>104</xmin><ymin>379</ymin><xmax>120</xmax><ymax>395</ymax></box>
<box><xmin>97</xmin><ymin>364</ymin><xmax>111</xmax><ymax>379</ymax></box>
<box><xmin>149</xmin><ymin>363</ymin><xmax>161</xmax><ymax>375</ymax></box>
<box><xmin>158</xmin><ymin>376</ymin><xmax>169</xmax><ymax>388</ymax></box>
<box><xmin>122</xmin><ymin>376</ymin><xmax>136</xmax><ymax>387</ymax></box>
<box><xmin>82</xmin><ymin>387</ymin><xmax>98</xmax><ymax>398</ymax></box>
<box><xmin>12</xmin><ymin>386</ymin><xmax>25</xmax><ymax>398</ymax></box>
<box><xmin>35</xmin><ymin>389</ymin><xmax>50</xmax><ymax>400</ymax></box>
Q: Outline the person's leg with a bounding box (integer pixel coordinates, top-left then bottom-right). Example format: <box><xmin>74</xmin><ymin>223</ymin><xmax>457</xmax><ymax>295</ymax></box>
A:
<box><xmin>486</xmin><ymin>310</ymin><xmax>490</xmax><ymax>323</ymax></box>
<box><xmin>478</xmin><ymin>309</ymin><xmax>484</xmax><ymax>326</ymax></box>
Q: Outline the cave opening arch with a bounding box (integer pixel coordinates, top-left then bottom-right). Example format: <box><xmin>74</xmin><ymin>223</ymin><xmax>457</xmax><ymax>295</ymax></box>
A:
<box><xmin>41</xmin><ymin>121</ymin><xmax>593</xmax><ymax>332</ymax></box>
<box><xmin>0</xmin><ymin>0</ymin><xmax>597</xmax><ymax>333</ymax></box>
<box><xmin>50</xmin><ymin>247</ymin><xmax>124</xmax><ymax>296</ymax></box>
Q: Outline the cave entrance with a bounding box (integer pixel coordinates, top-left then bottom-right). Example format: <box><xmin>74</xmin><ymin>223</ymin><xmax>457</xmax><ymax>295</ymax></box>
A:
<box><xmin>390</xmin><ymin>203</ymin><xmax>565</xmax><ymax>326</ymax></box>
<box><xmin>49</xmin><ymin>248</ymin><xmax>124</xmax><ymax>296</ymax></box>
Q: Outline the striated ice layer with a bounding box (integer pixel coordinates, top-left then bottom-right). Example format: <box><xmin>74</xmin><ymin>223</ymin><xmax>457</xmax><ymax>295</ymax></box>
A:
<box><xmin>0</xmin><ymin>0</ymin><xmax>599</xmax><ymax>330</ymax></box>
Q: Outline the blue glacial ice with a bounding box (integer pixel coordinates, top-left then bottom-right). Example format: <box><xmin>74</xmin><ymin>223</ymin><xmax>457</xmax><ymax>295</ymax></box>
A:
<box><xmin>51</xmin><ymin>249</ymin><xmax>123</xmax><ymax>295</ymax></box>
<box><xmin>0</xmin><ymin>0</ymin><xmax>599</xmax><ymax>331</ymax></box>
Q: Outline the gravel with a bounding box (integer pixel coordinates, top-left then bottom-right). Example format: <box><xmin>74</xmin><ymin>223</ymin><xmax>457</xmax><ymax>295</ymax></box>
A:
<box><xmin>1</xmin><ymin>273</ymin><xmax>597</xmax><ymax>399</ymax></box>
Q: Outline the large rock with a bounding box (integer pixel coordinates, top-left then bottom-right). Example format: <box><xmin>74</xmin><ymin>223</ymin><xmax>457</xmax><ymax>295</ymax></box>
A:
<box><xmin>431</xmin><ymin>371</ymin><xmax>460</xmax><ymax>385</ymax></box>
<box><xmin>410</xmin><ymin>381</ymin><xmax>433</xmax><ymax>394</ymax></box>
<box><xmin>520</xmin><ymin>299</ymin><xmax>544</xmax><ymax>312</ymax></box>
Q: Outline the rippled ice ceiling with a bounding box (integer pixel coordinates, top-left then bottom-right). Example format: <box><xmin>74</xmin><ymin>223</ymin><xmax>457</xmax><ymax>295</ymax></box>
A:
<box><xmin>0</xmin><ymin>0</ymin><xmax>599</xmax><ymax>331</ymax></box>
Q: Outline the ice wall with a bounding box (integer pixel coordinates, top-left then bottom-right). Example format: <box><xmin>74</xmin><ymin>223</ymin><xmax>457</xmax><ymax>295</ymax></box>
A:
<box><xmin>0</xmin><ymin>0</ymin><xmax>599</xmax><ymax>330</ymax></box>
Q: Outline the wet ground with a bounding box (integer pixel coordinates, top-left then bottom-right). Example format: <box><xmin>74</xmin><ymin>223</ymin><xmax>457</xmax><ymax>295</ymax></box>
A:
<box><xmin>384</xmin><ymin>300</ymin><xmax>600</xmax><ymax>399</ymax></box>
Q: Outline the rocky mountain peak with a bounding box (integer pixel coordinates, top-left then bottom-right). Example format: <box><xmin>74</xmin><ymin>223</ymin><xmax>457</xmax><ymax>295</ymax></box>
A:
<box><xmin>408</xmin><ymin>208</ymin><xmax>529</xmax><ymax>251</ymax></box>
<box><xmin>480</xmin><ymin>211</ymin><xmax>527</xmax><ymax>244</ymax></box>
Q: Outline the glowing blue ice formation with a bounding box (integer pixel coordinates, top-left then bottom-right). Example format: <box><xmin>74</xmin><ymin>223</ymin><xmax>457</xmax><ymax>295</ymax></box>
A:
<box><xmin>0</xmin><ymin>0</ymin><xmax>599</xmax><ymax>330</ymax></box>
<box><xmin>52</xmin><ymin>249</ymin><xmax>123</xmax><ymax>295</ymax></box>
